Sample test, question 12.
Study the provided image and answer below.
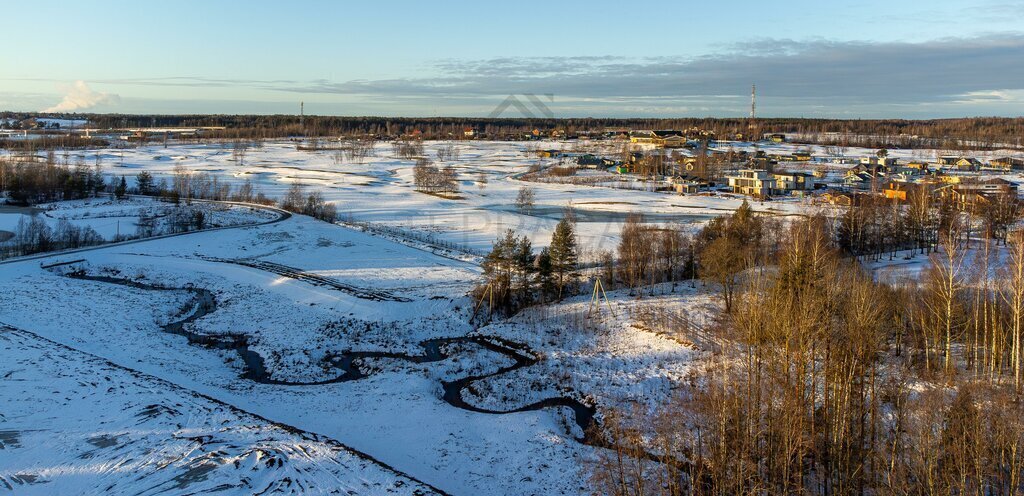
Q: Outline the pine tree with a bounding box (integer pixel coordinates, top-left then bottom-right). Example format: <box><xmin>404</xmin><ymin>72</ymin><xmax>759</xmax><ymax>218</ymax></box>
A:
<box><xmin>513</xmin><ymin>233</ymin><xmax>535</xmax><ymax>306</ymax></box>
<box><xmin>479</xmin><ymin>229</ymin><xmax>534</xmax><ymax>314</ymax></box>
<box><xmin>548</xmin><ymin>217</ymin><xmax>578</xmax><ymax>299</ymax></box>
<box><xmin>114</xmin><ymin>176</ymin><xmax>128</xmax><ymax>200</ymax></box>
<box><xmin>536</xmin><ymin>248</ymin><xmax>554</xmax><ymax>303</ymax></box>
<box><xmin>135</xmin><ymin>171</ymin><xmax>154</xmax><ymax>195</ymax></box>
<box><xmin>91</xmin><ymin>161</ymin><xmax>104</xmax><ymax>197</ymax></box>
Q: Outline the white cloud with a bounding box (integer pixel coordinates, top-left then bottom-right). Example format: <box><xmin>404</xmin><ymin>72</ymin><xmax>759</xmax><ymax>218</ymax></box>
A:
<box><xmin>42</xmin><ymin>80</ymin><xmax>120</xmax><ymax>113</ymax></box>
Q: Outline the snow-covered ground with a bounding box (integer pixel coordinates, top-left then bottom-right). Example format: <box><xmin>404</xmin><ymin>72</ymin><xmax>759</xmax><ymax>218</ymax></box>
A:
<box><xmin>6</xmin><ymin>139</ymin><xmax>1010</xmax><ymax>494</ymax></box>
<box><xmin>0</xmin><ymin>326</ymin><xmax>444</xmax><ymax>495</ymax></box>
<box><xmin>865</xmin><ymin>242</ymin><xmax>1012</xmax><ymax>285</ymax></box>
<box><xmin>0</xmin><ymin>197</ymin><xmax>277</xmax><ymax>244</ymax></box>
<box><xmin>0</xmin><ymin>203</ymin><xmax>720</xmax><ymax>495</ymax></box>
<box><xmin>2</xmin><ymin>140</ymin><xmax>825</xmax><ymax>257</ymax></box>
<box><xmin>8</xmin><ymin>139</ymin><xmax>1019</xmax><ymax>257</ymax></box>
<box><xmin>473</xmin><ymin>283</ymin><xmax>718</xmax><ymax>415</ymax></box>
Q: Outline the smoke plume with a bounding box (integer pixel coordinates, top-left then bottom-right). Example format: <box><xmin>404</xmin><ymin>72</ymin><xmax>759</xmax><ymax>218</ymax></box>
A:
<box><xmin>42</xmin><ymin>80</ymin><xmax>120</xmax><ymax>113</ymax></box>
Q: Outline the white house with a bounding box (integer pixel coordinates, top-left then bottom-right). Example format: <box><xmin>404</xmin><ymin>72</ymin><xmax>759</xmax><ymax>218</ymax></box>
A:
<box><xmin>727</xmin><ymin>169</ymin><xmax>775</xmax><ymax>197</ymax></box>
<box><xmin>772</xmin><ymin>171</ymin><xmax>815</xmax><ymax>194</ymax></box>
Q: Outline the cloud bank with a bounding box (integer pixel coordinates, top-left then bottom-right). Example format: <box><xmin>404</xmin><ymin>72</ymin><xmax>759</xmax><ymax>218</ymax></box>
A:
<box><xmin>42</xmin><ymin>81</ymin><xmax>120</xmax><ymax>113</ymax></box>
<box><xmin>276</xmin><ymin>34</ymin><xmax>1024</xmax><ymax>106</ymax></box>
<box><xmin>25</xmin><ymin>34</ymin><xmax>1024</xmax><ymax>117</ymax></box>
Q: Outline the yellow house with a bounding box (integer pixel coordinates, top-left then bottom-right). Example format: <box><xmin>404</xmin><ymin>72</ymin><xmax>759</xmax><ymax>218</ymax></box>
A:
<box><xmin>956</xmin><ymin>157</ymin><xmax>982</xmax><ymax>170</ymax></box>
<box><xmin>629</xmin><ymin>131</ymin><xmax>661</xmax><ymax>145</ymax></box>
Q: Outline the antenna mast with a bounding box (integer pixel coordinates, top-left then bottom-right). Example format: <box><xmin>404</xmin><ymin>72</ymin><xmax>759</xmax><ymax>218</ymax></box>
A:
<box><xmin>300</xmin><ymin>101</ymin><xmax>305</xmax><ymax>128</ymax></box>
<box><xmin>749</xmin><ymin>84</ymin><xmax>757</xmax><ymax>125</ymax></box>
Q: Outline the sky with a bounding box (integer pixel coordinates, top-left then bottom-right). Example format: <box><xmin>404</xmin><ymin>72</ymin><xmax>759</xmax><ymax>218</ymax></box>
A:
<box><xmin>1</xmin><ymin>0</ymin><xmax>1023</xmax><ymax>118</ymax></box>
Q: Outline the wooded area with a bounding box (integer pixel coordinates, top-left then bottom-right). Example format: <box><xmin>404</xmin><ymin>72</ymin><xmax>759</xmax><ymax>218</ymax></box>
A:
<box><xmin>589</xmin><ymin>208</ymin><xmax>1024</xmax><ymax>495</ymax></box>
<box><xmin>4</xmin><ymin>112</ymin><xmax>1022</xmax><ymax>149</ymax></box>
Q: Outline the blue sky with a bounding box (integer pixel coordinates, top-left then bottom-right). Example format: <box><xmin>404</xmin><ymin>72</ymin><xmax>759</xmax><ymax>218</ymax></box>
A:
<box><xmin>2</xmin><ymin>0</ymin><xmax>1023</xmax><ymax>117</ymax></box>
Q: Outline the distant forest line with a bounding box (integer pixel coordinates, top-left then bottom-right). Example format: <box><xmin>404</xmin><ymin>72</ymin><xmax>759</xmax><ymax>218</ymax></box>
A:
<box><xmin>3</xmin><ymin>112</ymin><xmax>1023</xmax><ymax>149</ymax></box>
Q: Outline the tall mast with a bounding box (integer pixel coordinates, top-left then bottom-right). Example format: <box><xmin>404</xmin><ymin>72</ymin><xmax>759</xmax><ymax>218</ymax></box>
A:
<box><xmin>749</xmin><ymin>84</ymin><xmax>757</xmax><ymax>132</ymax></box>
<box><xmin>750</xmin><ymin>84</ymin><xmax>756</xmax><ymax>120</ymax></box>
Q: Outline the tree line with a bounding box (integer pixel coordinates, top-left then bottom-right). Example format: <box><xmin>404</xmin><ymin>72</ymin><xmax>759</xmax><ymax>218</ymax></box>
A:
<box><xmin>836</xmin><ymin>189</ymin><xmax>1020</xmax><ymax>261</ymax></box>
<box><xmin>474</xmin><ymin>216</ymin><xmax>580</xmax><ymax>316</ymax></box>
<box><xmin>7</xmin><ymin>111</ymin><xmax>1022</xmax><ymax>147</ymax></box>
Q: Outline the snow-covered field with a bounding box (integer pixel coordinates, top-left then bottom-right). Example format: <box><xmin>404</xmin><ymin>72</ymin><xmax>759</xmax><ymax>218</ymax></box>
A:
<box><xmin>7</xmin><ymin>139</ymin><xmax>1020</xmax><ymax>257</ymax></box>
<box><xmin>0</xmin><ymin>197</ymin><xmax>277</xmax><ymax>244</ymax></box>
<box><xmin>0</xmin><ymin>326</ymin><xmax>444</xmax><ymax>495</ymax></box>
<box><xmin>3</xmin><ymin>140</ymin><xmax>826</xmax><ymax>257</ymax></box>
<box><xmin>0</xmin><ymin>198</ymin><xmax>720</xmax><ymax>495</ymax></box>
<box><xmin>5</xmin><ymin>139</ymin><xmax>1012</xmax><ymax>494</ymax></box>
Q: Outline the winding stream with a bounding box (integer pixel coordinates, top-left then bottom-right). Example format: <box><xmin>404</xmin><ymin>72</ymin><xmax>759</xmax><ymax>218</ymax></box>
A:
<box><xmin>62</xmin><ymin>270</ymin><xmax>598</xmax><ymax>442</ymax></box>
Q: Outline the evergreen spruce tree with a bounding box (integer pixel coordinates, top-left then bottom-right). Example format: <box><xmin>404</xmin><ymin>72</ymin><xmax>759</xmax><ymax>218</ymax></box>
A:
<box><xmin>548</xmin><ymin>217</ymin><xmax>579</xmax><ymax>299</ymax></box>
<box><xmin>114</xmin><ymin>176</ymin><xmax>128</xmax><ymax>200</ymax></box>
<box><xmin>536</xmin><ymin>247</ymin><xmax>554</xmax><ymax>303</ymax></box>
<box><xmin>91</xmin><ymin>162</ymin><xmax>104</xmax><ymax>197</ymax></box>
<box><xmin>479</xmin><ymin>229</ymin><xmax>534</xmax><ymax>314</ymax></box>
<box><xmin>135</xmin><ymin>171</ymin><xmax>154</xmax><ymax>195</ymax></box>
<box><xmin>513</xmin><ymin>233</ymin><xmax>534</xmax><ymax>307</ymax></box>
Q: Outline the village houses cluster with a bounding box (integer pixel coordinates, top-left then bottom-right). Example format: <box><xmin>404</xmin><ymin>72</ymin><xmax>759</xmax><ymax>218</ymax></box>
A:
<box><xmin>530</xmin><ymin>128</ymin><xmax>1023</xmax><ymax>212</ymax></box>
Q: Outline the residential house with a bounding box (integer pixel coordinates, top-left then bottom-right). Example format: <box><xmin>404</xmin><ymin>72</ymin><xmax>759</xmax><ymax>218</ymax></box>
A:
<box><xmin>881</xmin><ymin>180</ymin><xmax>936</xmax><ymax>202</ymax></box>
<box><xmin>668</xmin><ymin>175</ymin><xmax>706</xmax><ymax>194</ymax></box>
<box><xmin>629</xmin><ymin>130</ymin><xmax>659</xmax><ymax>145</ymax></box>
<box><xmin>727</xmin><ymin>169</ymin><xmax>776</xmax><ymax>197</ymax></box>
<box><xmin>990</xmin><ymin>157</ymin><xmax>1024</xmax><ymax>171</ymax></box>
<box><xmin>763</xmin><ymin>133</ymin><xmax>786</xmax><ymax>143</ymax></box>
<box><xmin>938</xmin><ymin>156</ymin><xmax>982</xmax><ymax>171</ymax></box>
<box><xmin>887</xmin><ymin>166</ymin><xmax>928</xmax><ymax>180</ymax></box>
<box><xmin>629</xmin><ymin>130</ymin><xmax>685</xmax><ymax>147</ymax></box>
<box><xmin>576</xmin><ymin>154</ymin><xmax>615</xmax><ymax>168</ymax></box>
<box><xmin>945</xmin><ymin>178</ymin><xmax>1018</xmax><ymax>208</ymax></box>
<box><xmin>860</xmin><ymin>156</ymin><xmax>898</xmax><ymax>169</ymax></box>
<box><xmin>772</xmin><ymin>171</ymin><xmax>816</xmax><ymax>194</ymax></box>
<box><xmin>843</xmin><ymin>169</ymin><xmax>882</xmax><ymax>191</ymax></box>
<box><xmin>606</xmin><ymin>129</ymin><xmax>630</xmax><ymax>141</ymax></box>
<box><xmin>826</xmin><ymin>157</ymin><xmax>860</xmax><ymax>166</ymax></box>
<box><xmin>956</xmin><ymin>157</ymin><xmax>982</xmax><ymax>171</ymax></box>
<box><xmin>654</xmin><ymin>130</ymin><xmax>686</xmax><ymax>148</ymax></box>
<box><xmin>817</xmin><ymin>191</ymin><xmax>855</xmax><ymax>206</ymax></box>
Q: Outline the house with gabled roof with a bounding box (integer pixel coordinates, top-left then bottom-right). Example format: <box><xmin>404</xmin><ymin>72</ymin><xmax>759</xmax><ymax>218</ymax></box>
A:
<box><xmin>990</xmin><ymin>157</ymin><xmax>1024</xmax><ymax>171</ymax></box>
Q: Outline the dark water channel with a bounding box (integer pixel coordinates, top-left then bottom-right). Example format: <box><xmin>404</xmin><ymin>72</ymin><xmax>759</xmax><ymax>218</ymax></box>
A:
<box><xmin>64</xmin><ymin>271</ymin><xmax>597</xmax><ymax>441</ymax></box>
